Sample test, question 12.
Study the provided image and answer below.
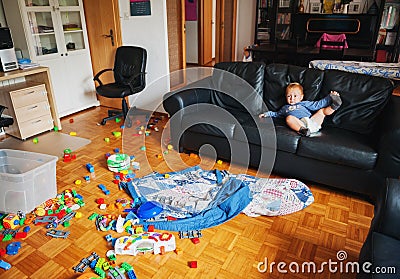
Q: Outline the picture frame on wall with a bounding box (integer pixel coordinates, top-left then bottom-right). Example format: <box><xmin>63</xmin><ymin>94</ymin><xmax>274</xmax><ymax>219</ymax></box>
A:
<box><xmin>310</xmin><ymin>2</ymin><xmax>322</xmax><ymax>13</ymax></box>
<box><xmin>348</xmin><ymin>2</ymin><xmax>362</xmax><ymax>14</ymax></box>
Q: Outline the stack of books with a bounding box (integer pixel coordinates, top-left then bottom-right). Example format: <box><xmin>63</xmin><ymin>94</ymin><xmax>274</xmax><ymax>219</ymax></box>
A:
<box><xmin>18</xmin><ymin>59</ymin><xmax>40</xmax><ymax>70</ymax></box>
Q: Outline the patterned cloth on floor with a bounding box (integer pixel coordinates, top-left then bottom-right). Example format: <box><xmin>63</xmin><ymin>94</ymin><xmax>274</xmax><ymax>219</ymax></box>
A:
<box><xmin>122</xmin><ymin>166</ymin><xmax>314</xmax><ymax>231</ymax></box>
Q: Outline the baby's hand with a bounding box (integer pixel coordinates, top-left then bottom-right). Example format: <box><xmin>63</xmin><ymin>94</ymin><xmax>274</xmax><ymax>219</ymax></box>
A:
<box><xmin>259</xmin><ymin>113</ymin><xmax>266</xmax><ymax>118</ymax></box>
<box><xmin>330</xmin><ymin>90</ymin><xmax>340</xmax><ymax>96</ymax></box>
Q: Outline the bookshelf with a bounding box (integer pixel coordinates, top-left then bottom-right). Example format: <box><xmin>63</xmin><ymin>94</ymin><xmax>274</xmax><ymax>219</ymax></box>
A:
<box><xmin>255</xmin><ymin>0</ymin><xmax>296</xmax><ymax>44</ymax></box>
<box><xmin>376</xmin><ymin>0</ymin><xmax>400</xmax><ymax>62</ymax></box>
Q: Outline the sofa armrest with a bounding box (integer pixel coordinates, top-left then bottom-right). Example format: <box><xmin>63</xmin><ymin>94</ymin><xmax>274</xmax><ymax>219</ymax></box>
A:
<box><xmin>375</xmin><ymin>95</ymin><xmax>400</xmax><ymax>178</ymax></box>
<box><xmin>163</xmin><ymin>77</ymin><xmax>213</xmax><ymax>117</ymax></box>
<box><xmin>369</xmin><ymin>178</ymin><xmax>400</xmax><ymax>240</ymax></box>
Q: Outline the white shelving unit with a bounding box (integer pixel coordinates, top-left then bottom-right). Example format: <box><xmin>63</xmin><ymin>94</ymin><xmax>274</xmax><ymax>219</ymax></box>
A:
<box><xmin>3</xmin><ymin>0</ymin><xmax>99</xmax><ymax>117</ymax></box>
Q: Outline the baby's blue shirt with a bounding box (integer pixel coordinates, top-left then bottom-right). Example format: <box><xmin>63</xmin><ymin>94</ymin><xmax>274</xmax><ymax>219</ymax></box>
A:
<box><xmin>264</xmin><ymin>95</ymin><xmax>331</xmax><ymax>119</ymax></box>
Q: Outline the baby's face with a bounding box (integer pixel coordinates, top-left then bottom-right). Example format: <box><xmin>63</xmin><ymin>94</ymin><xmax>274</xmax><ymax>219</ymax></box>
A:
<box><xmin>286</xmin><ymin>88</ymin><xmax>303</xmax><ymax>105</ymax></box>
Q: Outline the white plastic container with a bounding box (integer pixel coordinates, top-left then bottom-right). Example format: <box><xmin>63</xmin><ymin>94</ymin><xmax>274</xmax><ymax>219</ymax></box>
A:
<box><xmin>0</xmin><ymin>149</ymin><xmax>58</xmax><ymax>214</ymax></box>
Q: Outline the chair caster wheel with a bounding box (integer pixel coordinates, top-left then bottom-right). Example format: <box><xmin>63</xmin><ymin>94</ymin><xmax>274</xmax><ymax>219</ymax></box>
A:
<box><xmin>101</xmin><ymin>120</ymin><xmax>107</xmax><ymax>125</ymax></box>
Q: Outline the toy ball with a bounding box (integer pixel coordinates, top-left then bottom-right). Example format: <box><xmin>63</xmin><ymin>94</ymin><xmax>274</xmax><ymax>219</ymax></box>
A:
<box><xmin>137</xmin><ymin>201</ymin><xmax>163</xmax><ymax>219</ymax></box>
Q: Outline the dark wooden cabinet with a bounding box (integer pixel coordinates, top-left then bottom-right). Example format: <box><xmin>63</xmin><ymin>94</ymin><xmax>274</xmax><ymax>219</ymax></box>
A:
<box><xmin>252</xmin><ymin>0</ymin><xmax>389</xmax><ymax>65</ymax></box>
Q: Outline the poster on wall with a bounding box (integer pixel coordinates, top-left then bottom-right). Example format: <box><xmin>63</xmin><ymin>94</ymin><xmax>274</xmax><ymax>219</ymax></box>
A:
<box><xmin>130</xmin><ymin>0</ymin><xmax>151</xmax><ymax>16</ymax></box>
<box><xmin>185</xmin><ymin>0</ymin><xmax>197</xmax><ymax>21</ymax></box>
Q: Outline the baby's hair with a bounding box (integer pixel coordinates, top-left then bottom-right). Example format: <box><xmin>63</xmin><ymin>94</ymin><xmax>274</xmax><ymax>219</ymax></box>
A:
<box><xmin>286</xmin><ymin>82</ymin><xmax>303</xmax><ymax>95</ymax></box>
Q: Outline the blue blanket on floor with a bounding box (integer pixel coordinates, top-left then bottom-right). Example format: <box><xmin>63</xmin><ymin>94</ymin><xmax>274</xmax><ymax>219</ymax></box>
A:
<box><xmin>121</xmin><ymin>166</ymin><xmax>314</xmax><ymax>231</ymax></box>
<box><xmin>121</xmin><ymin>166</ymin><xmax>252</xmax><ymax>231</ymax></box>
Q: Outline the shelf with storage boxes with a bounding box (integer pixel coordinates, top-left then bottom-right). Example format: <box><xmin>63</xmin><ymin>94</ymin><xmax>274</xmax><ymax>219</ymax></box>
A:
<box><xmin>0</xmin><ymin>82</ymin><xmax>54</xmax><ymax>140</ymax></box>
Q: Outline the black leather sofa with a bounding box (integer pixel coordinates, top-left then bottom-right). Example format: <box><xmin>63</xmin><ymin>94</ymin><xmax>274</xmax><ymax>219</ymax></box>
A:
<box><xmin>163</xmin><ymin>62</ymin><xmax>400</xmax><ymax>199</ymax></box>
<box><xmin>357</xmin><ymin>178</ymin><xmax>400</xmax><ymax>278</ymax></box>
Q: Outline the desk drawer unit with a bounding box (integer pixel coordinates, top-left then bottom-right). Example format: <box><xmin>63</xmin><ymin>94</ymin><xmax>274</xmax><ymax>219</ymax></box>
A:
<box><xmin>2</xmin><ymin>83</ymin><xmax>54</xmax><ymax>140</ymax></box>
<box><xmin>17</xmin><ymin>114</ymin><xmax>54</xmax><ymax>140</ymax></box>
<box><xmin>9</xmin><ymin>84</ymin><xmax>48</xmax><ymax>108</ymax></box>
<box><xmin>14</xmin><ymin>101</ymin><xmax>51</xmax><ymax>123</ymax></box>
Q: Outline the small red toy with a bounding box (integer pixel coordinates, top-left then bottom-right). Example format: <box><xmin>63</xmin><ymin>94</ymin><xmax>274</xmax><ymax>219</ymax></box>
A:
<box><xmin>188</xmin><ymin>261</ymin><xmax>197</xmax><ymax>268</ymax></box>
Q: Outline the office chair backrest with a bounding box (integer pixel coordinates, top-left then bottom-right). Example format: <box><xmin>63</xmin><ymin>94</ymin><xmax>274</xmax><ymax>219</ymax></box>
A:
<box><xmin>114</xmin><ymin>46</ymin><xmax>147</xmax><ymax>89</ymax></box>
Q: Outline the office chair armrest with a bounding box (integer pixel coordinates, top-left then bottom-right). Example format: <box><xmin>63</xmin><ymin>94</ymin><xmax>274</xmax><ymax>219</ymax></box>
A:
<box><xmin>0</xmin><ymin>105</ymin><xmax>6</xmax><ymax>117</ymax></box>
<box><xmin>93</xmin><ymin>68</ymin><xmax>113</xmax><ymax>86</ymax></box>
<box><xmin>123</xmin><ymin>72</ymin><xmax>146</xmax><ymax>92</ymax></box>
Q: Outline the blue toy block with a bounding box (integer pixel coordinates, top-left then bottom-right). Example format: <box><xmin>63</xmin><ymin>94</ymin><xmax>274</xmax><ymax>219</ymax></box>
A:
<box><xmin>23</xmin><ymin>226</ymin><xmax>30</xmax><ymax>233</ymax></box>
<box><xmin>98</xmin><ymin>184</ymin><xmax>110</xmax><ymax>195</ymax></box>
<box><xmin>114</xmin><ymin>148</ymin><xmax>120</xmax><ymax>153</ymax></box>
<box><xmin>0</xmin><ymin>260</ymin><xmax>11</xmax><ymax>270</ymax></box>
<box><xmin>86</xmin><ymin>163</ymin><xmax>94</xmax><ymax>173</ymax></box>
<box><xmin>127</xmin><ymin>269</ymin><xmax>137</xmax><ymax>279</ymax></box>
<box><xmin>6</xmin><ymin>242</ymin><xmax>21</xmax><ymax>255</ymax></box>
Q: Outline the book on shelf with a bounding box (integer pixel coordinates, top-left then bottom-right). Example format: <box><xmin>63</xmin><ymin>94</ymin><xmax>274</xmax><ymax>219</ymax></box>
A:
<box><xmin>18</xmin><ymin>62</ymin><xmax>40</xmax><ymax>70</ymax></box>
<box><xmin>385</xmin><ymin>32</ymin><xmax>397</xmax><ymax>46</ymax></box>
<box><xmin>277</xmin><ymin>13</ymin><xmax>291</xmax><ymax>24</ymax></box>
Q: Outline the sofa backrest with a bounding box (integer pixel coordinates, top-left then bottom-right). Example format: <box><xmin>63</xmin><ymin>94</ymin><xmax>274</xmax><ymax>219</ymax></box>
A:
<box><xmin>320</xmin><ymin>69</ymin><xmax>394</xmax><ymax>134</ymax></box>
<box><xmin>211</xmin><ymin>62</ymin><xmax>265</xmax><ymax>115</ymax></box>
<box><xmin>263</xmin><ymin>64</ymin><xmax>325</xmax><ymax>112</ymax></box>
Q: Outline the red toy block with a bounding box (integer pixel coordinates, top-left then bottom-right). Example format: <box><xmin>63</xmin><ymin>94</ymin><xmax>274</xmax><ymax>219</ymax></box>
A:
<box><xmin>0</xmin><ymin>248</ymin><xmax>6</xmax><ymax>257</ymax></box>
<box><xmin>191</xmin><ymin>237</ymin><xmax>200</xmax><ymax>244</ymax></box>
<box><xmin>147</xmin><ymin>225</ymin><xmax>155</xmax><ymax>232</ymax></box>
<box><xmin>15</xmin><ymin>232</ymin><xmax>28</xmax><ymax>239</ymax></box>
<box><xmin>96</xmin><ymin>198</ymin><xmax>105</xmax><ymax>204</ymax></box>
<box><xmin>188</xmin><ymin>261</ymin><xmax>197</xmax><ymax>268</ymax></box>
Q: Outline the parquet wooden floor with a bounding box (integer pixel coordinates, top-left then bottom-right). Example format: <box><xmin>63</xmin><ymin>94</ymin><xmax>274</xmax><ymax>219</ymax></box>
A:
<box><xmin>0</xmin><ymin>106</ymin><xmax>374</xmax><ymax>279</ymax></box>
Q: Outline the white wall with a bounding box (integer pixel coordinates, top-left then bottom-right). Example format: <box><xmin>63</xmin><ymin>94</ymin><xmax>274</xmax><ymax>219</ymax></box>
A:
<box><xmin>0</xmin><ymin>2</ymin><xmax>6</xmax><ymax>27</ymax></box>
<box><xmin>118</xmin><ymin>0</ymin><xmax>170</xmax><ymax>112</ymax></box>
<box><xmin>235</xmin><ymin>0</ymin><xmax>256</xmax><ymax>61</ymax></box>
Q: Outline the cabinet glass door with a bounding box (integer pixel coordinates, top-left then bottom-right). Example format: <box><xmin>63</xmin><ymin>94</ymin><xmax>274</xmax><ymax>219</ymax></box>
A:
<box><xmin>59</xmin><ymin>10</ymin><xmax>86</xmax><ymax>52</ymax></box>
<box><xmin>24</xmin><ymin>0</ymin><xmax>50</xmax><ymax>6</ymax></box>
<box><xmin>58</xmin><ymin>0</ymin><xmax>79</xmax><ymax>6</ymax></box>
<box><xmin>27</xmin><ymin>11</ymin><xmax>59</xmax><ymax>56</ymax></box>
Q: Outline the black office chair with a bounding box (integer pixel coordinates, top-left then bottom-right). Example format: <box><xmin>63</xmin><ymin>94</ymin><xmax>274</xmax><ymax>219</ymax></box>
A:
<box><xmin>319</xmin><ymin>40</ymin><xmax>346</xmax><ymax>60</ymax></box>
<box><xmin>0</xmin><ymin>105</ymin><xmax>13</xmax><ymax>129</ymax></box>
<box><xmin>93</xmin><ymin>46</ymin><xmax>147</xmax><ymax>126</ymax></box>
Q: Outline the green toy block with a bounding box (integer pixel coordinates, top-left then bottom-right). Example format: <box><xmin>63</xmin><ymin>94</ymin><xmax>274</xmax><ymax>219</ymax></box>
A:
<box><xmin>121</xmin><ymin>262</ymin><xmax>133</xmax><ymax>271</ymax></box>
<box><xmin>2</xmin><ymin>234</ymin><xmax>12</xmax><ymax>241</ymax></box>
<box><xmin>88</xmin><ymin>213</ymin><xmax>98</xmax><ymax>220</ymax></box>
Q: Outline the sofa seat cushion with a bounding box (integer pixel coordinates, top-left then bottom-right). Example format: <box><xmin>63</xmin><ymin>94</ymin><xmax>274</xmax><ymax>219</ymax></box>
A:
<box><xmin>181</xmin><ymin>110</ymin><xmax>236</xmax><ymax>139</ymax></box>
<box><xmin>231</xmin><ymin>112</ymin><xmax>300</xmax><ymax>154</ymax></box>
<box><xmin>367</xmin><ymin>232</ymin><xmax>400</xmax><ymax>278</ymax></box>
<box><xmin>297</xmin><ymin>127</ymin><xmax>377</xmax><ymax>170</ymax></box>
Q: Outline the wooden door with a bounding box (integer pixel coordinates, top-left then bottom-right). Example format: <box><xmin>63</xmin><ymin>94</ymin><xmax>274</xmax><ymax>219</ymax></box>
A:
<box><xmin>199</xmin><ymin>0</ymin><xmax>213</xmax><ymax>65</ymax></box>
<box><xmin>216</xmin><ymin>0</ymin><xmax>237</xmax><ymax>62</ymax></box>
<box><xmin>83</xmin><ymin>0</ymin><xmax>122</xmax><ymax>109</ymax></box>
<box><xmin>167</xmin><ymin>0</ymin><xmax>187</xmax><ymax>89</ymax></box>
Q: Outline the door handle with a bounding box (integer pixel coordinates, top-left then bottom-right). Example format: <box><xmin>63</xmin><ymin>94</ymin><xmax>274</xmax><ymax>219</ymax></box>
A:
<box><xmin>102</xmin><ymin>29</ymin><xmax>115</xmax><ymax>46</ymax></box>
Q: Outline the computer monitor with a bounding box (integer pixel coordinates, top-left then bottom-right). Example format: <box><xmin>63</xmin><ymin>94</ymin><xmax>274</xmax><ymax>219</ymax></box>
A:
<box><xmin>0</xmin><ymin>27</ymin><xmax>14</xmax><ymax>50</ymax></box>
